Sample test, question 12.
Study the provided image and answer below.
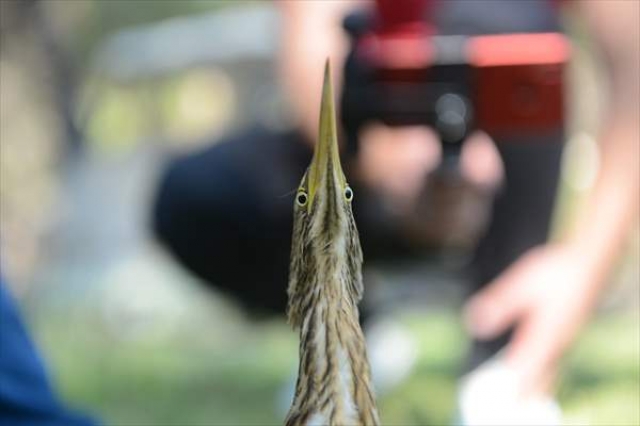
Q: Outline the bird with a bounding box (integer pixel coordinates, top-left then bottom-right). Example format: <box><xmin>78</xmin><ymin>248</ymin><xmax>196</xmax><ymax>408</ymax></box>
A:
<box><xmin>285</xmin><ymin>60</ymin><xmax>380</xmax><ymax>426</ymax></box>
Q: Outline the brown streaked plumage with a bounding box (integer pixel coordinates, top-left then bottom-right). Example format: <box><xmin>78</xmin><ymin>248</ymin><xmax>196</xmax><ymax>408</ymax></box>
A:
<box><xmin>285</xmin><ymin>60</ymin><xmax>380</xmax><ymax>426</ymax></box>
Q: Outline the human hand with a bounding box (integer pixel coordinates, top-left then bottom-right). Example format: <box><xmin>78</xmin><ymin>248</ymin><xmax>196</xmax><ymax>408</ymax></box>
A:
<box><xmin>353</xmin><ymin>125</ymin><xmax>503</xmax><ymax>247</ymax></box>
<box><xmin>354</xmin><ymin>125</ymin><xmax>503</xmax><ymax>209</ymax></box>
<box><xmin>354</xmin><ymin>124</ymin><xmax>442</xmax><ymax>210</ymax></box>
<box><xmin>464</xmin><ymin>243</ymin><xmax>604</xmax><ymax>397</ymax></box>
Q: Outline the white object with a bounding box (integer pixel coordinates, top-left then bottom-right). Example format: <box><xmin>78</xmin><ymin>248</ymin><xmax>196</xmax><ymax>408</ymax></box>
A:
<box><xmin>457</xmin><ymin>357</ymin><xmax>563</xmax><ymax>426</ymax></box>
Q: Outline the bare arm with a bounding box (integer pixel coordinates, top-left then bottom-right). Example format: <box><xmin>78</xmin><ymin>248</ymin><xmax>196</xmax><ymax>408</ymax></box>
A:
<box><xmin>276</xmin><ymin>0</ymin><xmax>363</xmax><ymax>144</ymax></box>
<box><xmin>568</xmin><ymin>0</ymin><xmax>640</xmax><ymax>284</ymax></box>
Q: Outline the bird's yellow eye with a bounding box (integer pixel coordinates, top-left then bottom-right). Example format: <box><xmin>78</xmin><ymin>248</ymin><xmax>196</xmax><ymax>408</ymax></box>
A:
<box><xmin>296</xmin><ymin>191</ymin><xmax>308</xmax><ymax>207</ymax></box>
<box><xmin>344</xmin><ymin>186</ymin><xmax>353</xmax><ymax>202</ymax></box>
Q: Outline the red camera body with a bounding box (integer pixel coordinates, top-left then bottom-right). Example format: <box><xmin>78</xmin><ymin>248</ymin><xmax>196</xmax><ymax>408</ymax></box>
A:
<box><xmin>468</xmin><ymin>33</ymin><xmax>567</xmax><ymax>136</ymax></box>
<box><xmin>341</xmin><ymin>0</ymin><xmax>569</xmax><ymax>155</ymax></box>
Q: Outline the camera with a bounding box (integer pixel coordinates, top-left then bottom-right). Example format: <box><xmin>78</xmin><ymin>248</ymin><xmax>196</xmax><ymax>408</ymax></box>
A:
<box><xmin>340</xmin><ymin>0</ymin><xmax>569</xmax><ymax>168</ymax></box>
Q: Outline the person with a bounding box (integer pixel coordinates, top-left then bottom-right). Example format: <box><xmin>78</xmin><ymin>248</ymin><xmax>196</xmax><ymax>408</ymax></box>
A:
<box><xmin>0</xmin><ymin>280</ymin><xmax>98</xmax><ymax>426</ymax></box>
<box><xmin>153</xmin><ymin>0</ymin><xmax>639</xmax><ymax>402</ymax></box>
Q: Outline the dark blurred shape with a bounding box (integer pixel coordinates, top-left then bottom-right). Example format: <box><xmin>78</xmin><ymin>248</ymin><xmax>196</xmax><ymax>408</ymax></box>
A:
<box><xmin>153</xmin><ymin>127</ymin><xmax>310</xmax><ymax>315</ymax></box>
<box><xmin>152</xmin><ymin>125</ymin><xmax>432</xmax><ymax>316</ymax></box>
<box><xmin>0</xmin><ymin>281</ymin><xmax>97</xmax><ymax>426</ymax></box>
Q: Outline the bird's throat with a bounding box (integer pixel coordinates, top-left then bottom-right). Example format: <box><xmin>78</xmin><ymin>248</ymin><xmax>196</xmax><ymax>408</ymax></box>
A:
<box><xmin>286</xmin><ymin>290</ymin><xmax>379</xmax><ymax>426</ymax></box>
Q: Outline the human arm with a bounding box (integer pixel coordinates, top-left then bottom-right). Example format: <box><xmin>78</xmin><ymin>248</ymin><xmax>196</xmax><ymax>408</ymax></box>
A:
<box><xmin>277</xmin><ymin>0</ymin><xmax>361</xmax><ymax>144</ymax></box>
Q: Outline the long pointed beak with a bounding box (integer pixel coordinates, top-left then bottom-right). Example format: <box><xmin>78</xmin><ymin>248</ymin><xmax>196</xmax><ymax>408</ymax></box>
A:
<box><xmin>307</xmin><ymin>59</ymin><xmax>346</xmax><ymax>208</ymax></box>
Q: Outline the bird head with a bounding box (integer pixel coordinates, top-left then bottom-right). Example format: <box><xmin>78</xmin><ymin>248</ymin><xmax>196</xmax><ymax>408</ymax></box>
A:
<box><xmin>287</xmin><ymin>60</ymin><xmax>363</xmax><ymax>328</ymax></box>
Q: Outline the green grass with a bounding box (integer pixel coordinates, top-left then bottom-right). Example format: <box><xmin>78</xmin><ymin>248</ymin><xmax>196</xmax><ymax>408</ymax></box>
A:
<box><xmin>29</xmin><ymin>303</ymin><xmax>639</xmax><ymax>426</ymax></box>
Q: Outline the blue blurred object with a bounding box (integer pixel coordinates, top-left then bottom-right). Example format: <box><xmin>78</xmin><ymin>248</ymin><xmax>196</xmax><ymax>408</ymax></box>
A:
<box><xmin>0</xmin><ymin>280</ymin><xmax>97</xmax><ymax>426</ymax></box>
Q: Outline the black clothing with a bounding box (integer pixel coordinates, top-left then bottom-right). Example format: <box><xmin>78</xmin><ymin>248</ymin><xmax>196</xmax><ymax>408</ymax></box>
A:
<box><xmin>154</xmin><ymin>126</ymin><xmax>563</xmax><ymax>317</ymax></box>
<box><xmin>154</xmin><ymin>127</ymin><xmax>309</xmax><ymax>314</ymax></box>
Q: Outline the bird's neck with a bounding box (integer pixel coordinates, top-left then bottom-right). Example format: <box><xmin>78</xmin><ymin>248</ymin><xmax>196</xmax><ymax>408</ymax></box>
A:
<box><xmin>287</xmin><ymin>286</ymin><xmax>379</xmax><ymax>426</ymax></box>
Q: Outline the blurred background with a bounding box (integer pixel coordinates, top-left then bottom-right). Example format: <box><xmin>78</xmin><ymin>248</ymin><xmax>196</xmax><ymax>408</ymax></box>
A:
<box><xmin>0</xmin><ymin>0</ymin><xmax>638</xmax><ymax>425</ymax></box>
